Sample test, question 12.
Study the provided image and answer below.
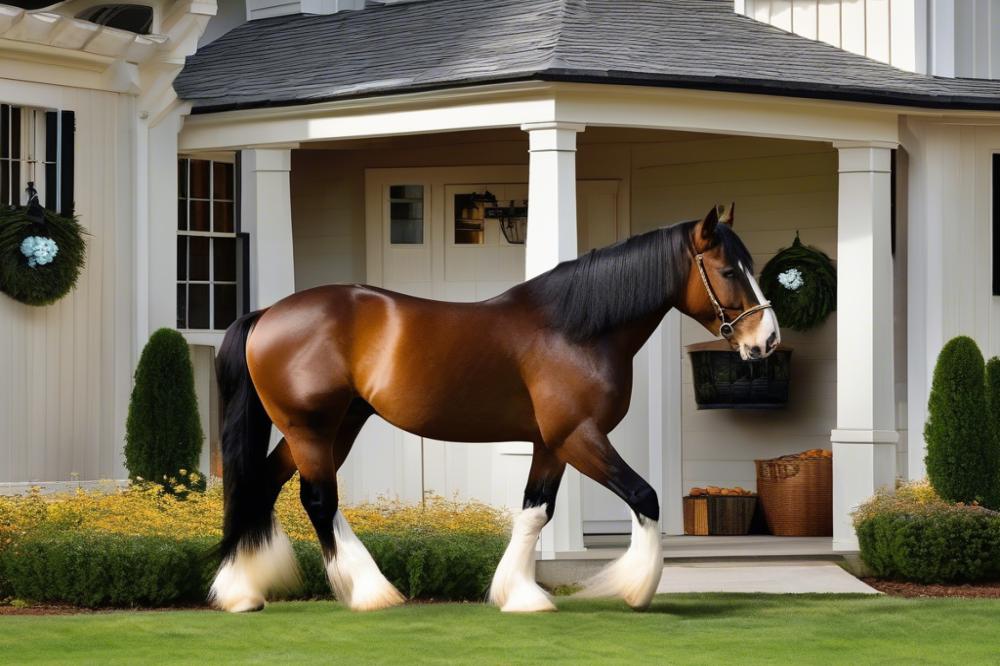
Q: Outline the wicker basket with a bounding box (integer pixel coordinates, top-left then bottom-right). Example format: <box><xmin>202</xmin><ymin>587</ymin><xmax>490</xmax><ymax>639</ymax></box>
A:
<box><xmin>683</xmin><ymin>495</ymin><xmax>757</xmax><ymax>536</ymax></box>
<box><xmin>755</xmin><ymin>456</ymin><xmax>832</xmax><ymax>536</ymax></box>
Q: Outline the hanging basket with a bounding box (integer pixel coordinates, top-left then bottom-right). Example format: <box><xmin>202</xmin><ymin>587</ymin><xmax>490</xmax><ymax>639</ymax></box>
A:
<box><xmin>0</xmin><ymin>199</ymin><xmax>86</xmax><ymax>306</ymax></box>
<box><xmin>687</xmin><ymin>340</ymin><xmax>792</xmax><ymax>409</ymax></box>
<box><xmin>759</xmin><ymin>233</ymin><xmax>836</xmax><ymax>332</ymax></box>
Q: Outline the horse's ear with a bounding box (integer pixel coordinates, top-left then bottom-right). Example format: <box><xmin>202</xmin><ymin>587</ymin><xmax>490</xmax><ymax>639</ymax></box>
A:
<box><xmin>720</xmin><ymin>202</ymin><xmax>735</xmax><ymax>227</ymax></box>
<box><xmin>695</xmin><ymin>205</ymin><xmax>720</xmax><ymax>246</ymax></box>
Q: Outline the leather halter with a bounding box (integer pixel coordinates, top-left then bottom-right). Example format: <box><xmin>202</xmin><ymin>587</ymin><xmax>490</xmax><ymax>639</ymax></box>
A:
<box><xmin>694</xmin><ymin>254</ymin><xmax>773</xmax><ymax>340</ymax></box>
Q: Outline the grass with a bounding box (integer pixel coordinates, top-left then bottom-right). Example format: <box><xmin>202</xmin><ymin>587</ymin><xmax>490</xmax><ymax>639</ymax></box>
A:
<box><xmin>3</xmin><ymin>595</ymin><xmax>1000</xmax><ymax>665</ymax></box>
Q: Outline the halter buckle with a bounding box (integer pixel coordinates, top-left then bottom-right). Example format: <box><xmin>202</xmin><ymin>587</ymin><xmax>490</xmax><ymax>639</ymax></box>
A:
<box><xmin>719</xmin><ymin>322</ymin><xmax>735</xmax><ymax>339</ymax></box>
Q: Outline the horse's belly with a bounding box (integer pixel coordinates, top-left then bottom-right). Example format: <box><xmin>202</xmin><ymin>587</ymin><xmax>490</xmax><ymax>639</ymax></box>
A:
<box><xmin>364</xmin><ymin>378</ymin><xmax>537</xmax><ymax>443</ymax></box>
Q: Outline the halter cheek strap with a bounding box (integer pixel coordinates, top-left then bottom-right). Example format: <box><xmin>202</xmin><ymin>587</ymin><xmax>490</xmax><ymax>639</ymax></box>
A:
<box><xmin>694</xmin><ymin>254</ymin><xmax>773</xmax><ymax>340</ymax></box>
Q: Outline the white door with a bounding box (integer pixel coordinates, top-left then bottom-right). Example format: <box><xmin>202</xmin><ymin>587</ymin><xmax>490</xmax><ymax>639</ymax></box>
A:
<box><xmin>355</xmin><ymin>169</ymin><xmax>637</xmax><ymax>532</ymax></box>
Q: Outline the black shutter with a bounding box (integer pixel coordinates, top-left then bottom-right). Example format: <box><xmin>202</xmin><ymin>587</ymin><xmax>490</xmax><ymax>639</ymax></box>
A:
<box><xmin>993</xmin><ymin>154</ymin><xmax>1000</xmax><ymax>296</ymax></box>
<box><xmin>44</xmin><ymin>111</ymin><xmax>57</xmax><ymax>211</ymax></box>
<box><xmin>44</xmin><ymin>110</ymin><xmax>74</xmax><ymax>215</ymax></box>
<box><xmin>59</xmin><ymin>110</ymin><xmax>74</xmax><ymax>216</ymax></box>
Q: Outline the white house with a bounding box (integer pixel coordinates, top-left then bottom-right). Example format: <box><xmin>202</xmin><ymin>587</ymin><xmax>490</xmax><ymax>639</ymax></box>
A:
<box><xmin>4</xmin><ymin>0</ymin><xmax>1000</xmax><ymax>558</ymax></box>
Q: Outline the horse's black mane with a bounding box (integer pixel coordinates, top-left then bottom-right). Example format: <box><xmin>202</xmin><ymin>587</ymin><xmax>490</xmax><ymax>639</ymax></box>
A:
<box><xmin>520</xmin><ymin>220</ymin><xmax>754</xmax><ymax>342</ymax></box>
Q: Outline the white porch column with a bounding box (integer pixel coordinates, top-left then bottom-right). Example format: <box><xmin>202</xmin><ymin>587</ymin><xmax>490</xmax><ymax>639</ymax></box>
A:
<box><xmin>240</xmin><ymin>149</ymin><xmax>296</xmax><ymax>308</ymax></box>
<box><xmin>522</xmin><ymin>121</ymin><xmax>586</xmax><ymax>556</ymax></box>
<box><xmin>831</xmin><ymin>142</ymin><xmax>898</xmax><ymax>552</ymax></box>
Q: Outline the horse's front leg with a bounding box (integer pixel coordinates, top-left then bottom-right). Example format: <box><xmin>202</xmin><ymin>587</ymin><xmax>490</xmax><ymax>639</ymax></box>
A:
<box><xmin>561</xmin><ymin>420</ymin><xmax>663</xmax><ymax>610</ymax></box>
<box><xmin>489</xmin><ymin>441</ymin><xmax>564</xmax><ymax>613</ymax></box>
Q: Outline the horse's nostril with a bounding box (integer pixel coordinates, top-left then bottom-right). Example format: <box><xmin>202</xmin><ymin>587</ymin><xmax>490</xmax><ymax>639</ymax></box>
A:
<box><xmin>749</xmin><ymin>345</ymin><xmax>762</xmax><ymax>359</ymax></box>
<box><xmin>766</xmin><ymin>331</ymin><xmax>777</xmax><ymax>351</ymax></box>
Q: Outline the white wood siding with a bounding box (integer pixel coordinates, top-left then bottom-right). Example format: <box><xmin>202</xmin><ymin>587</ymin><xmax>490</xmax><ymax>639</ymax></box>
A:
<box><xmin>0</xmin><ymin>79</ymin><xmax>134</xmax><ymax>486</ymax></box>
<box><xmin>738</xmin><ymin>0</ymin><xmax>1000</xmax><ymax>78</ymax></box>
<box><xmin>903</xmin><ymin>119</ymin><xmax>1000</xmax><ymax>479</ymax></box>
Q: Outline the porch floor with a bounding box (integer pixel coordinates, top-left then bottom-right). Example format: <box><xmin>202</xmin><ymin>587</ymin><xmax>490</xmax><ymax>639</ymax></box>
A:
<box><xmin>579</xmin><ymin>534</ymin><xmax>835</xmax><ymax>560</ymax></box>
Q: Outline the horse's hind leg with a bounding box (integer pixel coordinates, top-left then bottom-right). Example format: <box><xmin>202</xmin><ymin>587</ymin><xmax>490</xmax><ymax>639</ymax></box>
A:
<box><xmin>559</xmin><ymin>421</ymin><xmax>663</xmax><ymax>610</ymax></box>
<box><xmin>291</xmin><ymin>399</ymin><xmax>404</xmax><ymax>611</ymax></box>
<box><xmin>489</xmin><ymin>441</ymin><xmax>564</xmax><ymax>613</ymax></box>
<box><xmin>211</xmin><ymin>438</ymin><xmax>299</xmax><ymax>612</ymax></box>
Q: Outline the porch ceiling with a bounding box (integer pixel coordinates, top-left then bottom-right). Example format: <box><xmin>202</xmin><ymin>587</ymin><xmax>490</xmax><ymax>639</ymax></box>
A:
<box><xmin>175</xmin><ymin>0</ymin><xmax>1000</xmax><ymax>114</ymax></box>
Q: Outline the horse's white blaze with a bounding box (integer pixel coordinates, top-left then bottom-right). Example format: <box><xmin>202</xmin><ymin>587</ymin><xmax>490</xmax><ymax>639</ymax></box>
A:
<box><xmin>489</xmin><ymin>505</ymin><xmax>556</xmax><ymax>613</ymax></box>
<box><xmin>210</xmin><ymin>519</ymin><xmax>300</xmax><ymax>613</ymax></box>
<box><xmin>326</xmin><ymin>510</ymin><xmax>405</xmax><ymax>611</ymax></box>
<box><xmin>577</xmin><ymin>513</ymin><xmax>662</xmax><ymax>609</ymax></box>
<box><xmin>740</xmin><ymin>262</ymin><xmax>780</xmax><ymax>359</ymax></box>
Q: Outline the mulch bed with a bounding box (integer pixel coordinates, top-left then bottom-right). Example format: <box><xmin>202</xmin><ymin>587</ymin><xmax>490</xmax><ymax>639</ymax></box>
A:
<box><xmin>864</xmin><ymin>578</ymin><xmax>1000</xmax><ymax>599</ymax></box>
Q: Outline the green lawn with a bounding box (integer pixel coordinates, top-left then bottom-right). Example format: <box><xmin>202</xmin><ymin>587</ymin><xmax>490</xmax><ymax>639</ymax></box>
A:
<box><xmin>2</xmin><ymin>594</ymin><xmax>999</xmax><ymax>665</ymax></box>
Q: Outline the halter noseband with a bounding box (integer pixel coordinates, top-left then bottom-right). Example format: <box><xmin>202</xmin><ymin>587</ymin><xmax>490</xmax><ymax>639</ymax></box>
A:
<box><xmin>694</xmin><ymin>254</ymin><xmax>773</xmax><ymax>340</ymax></box>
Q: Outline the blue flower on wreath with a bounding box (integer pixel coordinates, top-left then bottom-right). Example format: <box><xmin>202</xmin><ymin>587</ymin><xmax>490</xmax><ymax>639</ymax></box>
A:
<box><xmin>20</xmin><ymin>236</ymin><xmax>59</xmax><ymax>268</ymax></box>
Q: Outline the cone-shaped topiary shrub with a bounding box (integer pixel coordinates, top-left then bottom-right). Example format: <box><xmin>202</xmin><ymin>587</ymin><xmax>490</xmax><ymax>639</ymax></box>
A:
<box><xmin>985</xmin><ymin>356</ymin><xmax>1000</xmax><ymax>508</ymax></box>
<box><xmin>924</xmin><ymin>336</ymin><xmax>995</xmax><ymax>506</ymax></box>
<box><xmin>124</xmin><ymin>328</ymin><xmax>204</xmax><ymax>492</ymax></box>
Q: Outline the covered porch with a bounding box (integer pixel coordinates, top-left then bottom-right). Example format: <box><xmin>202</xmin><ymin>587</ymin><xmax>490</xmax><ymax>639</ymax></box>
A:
<box><xmin>175</xmin><ymin>81</ymin><xmax>903</xmax><ymax>555</ymax></box>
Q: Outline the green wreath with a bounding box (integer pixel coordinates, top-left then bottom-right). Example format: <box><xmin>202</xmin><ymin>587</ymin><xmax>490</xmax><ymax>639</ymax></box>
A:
<box><xmin>0</xmin><ymin>195</ymin><xmax>86</xmax><ymax>307</ymax></box>
<box><xmin>760</xmin><ymin>233</ymin><xmax>836</xmax><ymax>332</ymax></box>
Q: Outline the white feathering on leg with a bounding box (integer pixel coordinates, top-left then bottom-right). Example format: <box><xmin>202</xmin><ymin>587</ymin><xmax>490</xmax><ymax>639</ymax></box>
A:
<box><xmin>577</xmin><ymin>513</ymin><xmax>662</xmax><ymax>609</ymax></box>
<box><xmin>209</xmin><ymin>518</ymin><xmax>300</xmax><ymax>613</ymax></box>
<box><xmin>489</xmin><ymin>505</ymin><xmax>556</xmax><ymax>613</ymax></box>
<box><xmin>326</xmin><ymin>510</ymin><xmax>405</xmax><ymax>611</ymax></box>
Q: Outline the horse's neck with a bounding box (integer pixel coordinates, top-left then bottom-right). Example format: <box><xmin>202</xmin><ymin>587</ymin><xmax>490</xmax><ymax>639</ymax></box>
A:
<box><xmin>607</xmin><ymin>302</ymin><xmax>674</xmax><ymax>356</ymax></box>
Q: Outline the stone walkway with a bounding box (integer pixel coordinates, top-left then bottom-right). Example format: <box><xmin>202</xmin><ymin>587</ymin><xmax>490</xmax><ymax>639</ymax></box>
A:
<box><xmin>656</xmin><ymin>561</ymin><xmax>879</xmax><ymax>594</ymax></box>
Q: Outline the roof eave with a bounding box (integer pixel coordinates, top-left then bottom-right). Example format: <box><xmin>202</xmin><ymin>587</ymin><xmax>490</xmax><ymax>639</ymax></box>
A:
<box><xmin>183</xmin><ymin>69</ymin><xmax>1000</xmax><ymax>116</ymax></box>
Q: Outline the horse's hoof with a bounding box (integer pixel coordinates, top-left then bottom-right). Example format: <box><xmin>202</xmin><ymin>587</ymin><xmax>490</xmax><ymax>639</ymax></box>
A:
<box><xmin>225</xmin><ymin>597</ymin><xmax>266</xmax><ymax>613</ymax></box>
<box><xmin>499</xmin><ymin>581</ymin><xmax>557</xmax><ymax>613</ymax></box>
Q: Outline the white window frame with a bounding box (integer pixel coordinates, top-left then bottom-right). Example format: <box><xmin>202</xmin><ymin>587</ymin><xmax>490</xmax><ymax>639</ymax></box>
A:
<box><xmin>1</xmin><ymin>104</ymin><xmax>58</xmax><ymax>208</ymax></box>
<box><xmin>177</xmin><ymin>156</ymin><xmax>241</xmax><ymax>332</ymax></box>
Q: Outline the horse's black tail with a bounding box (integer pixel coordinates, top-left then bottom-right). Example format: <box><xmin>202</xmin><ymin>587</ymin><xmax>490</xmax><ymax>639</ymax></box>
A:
<box><xmin>216</xmin><ymin>309</ymin><xmax>273</xmax><ymax>562</ymax></box>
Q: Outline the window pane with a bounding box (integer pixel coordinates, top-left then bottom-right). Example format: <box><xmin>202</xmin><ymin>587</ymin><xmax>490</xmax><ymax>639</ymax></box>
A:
<box><xmin>214</xmin><ymin>237</ymin><xmax>236</xmax><ymax>282</ymax></box>
<box><xmin>389</xmin><ymin>185</ymin><xmax>422</xmax><ymax>199</ymax></box>
<box><xmin>1</xmin><ymin>160</ymin><xmax>8</xmax><ymax>207</ymax></box>
<box><xmin>178</xmin><ymin>159</ymin><xmax>188</xmax><ymax>198</ymax></box>
<box><xmin>214</xmin><ymin>284</ymin><xmax>237</xmax><ymax>330</ymax></box>
<box><xmin>455</xmin><ymin>194</ymin><xmax>484</xmax><ymax>245</ymax></box>
<box><xmin>213</xmin><ymin>162</ymin><xmax>234</xmax><ymax>200</ymax></box>
<box><xmin>188</xmin><ymin>284</ymin><xmax>210</xmax><ymax>329</ymax></box>
<box><xmin>389</xmin><ymin>185</ymin><xmax>423</xmax><ymax>245</ymax></box>
<box><xmin>189</xmin><ymin>159</ymin><xmax>211</xmax><ymax>199</ymax></box>
<box><xmin>0</xmin><ymin>105</ymin><xmax>8</xmax><ymax>159</ymax></box>
<box><xmin>189</xmin><ymin>200</ymin><xmax>210</xmax><ymax>232</ymax></box>
<box><xmin>9</xmin><ymin>107</ymin><xmax>19</xmax><ymax>160</ymax></box>
<box><xmin>214</xmin><ymin>201</ymin><xmax>234</xmax><ymax>233</ymax></box>
<box><xmin>176</xmin><ymin>236</ymin><xmax>187</xmax><ymax>280</ymax></box>
<box><xmin>391</xmin><ymin>219</ymin><xmax>423</xmax><ymax>244</ymax></box>
<box><xmin>176</xmin><ymin>285</ymin><xmax>187</xmax><ymax>329</ymax></box>
<box><xmin>189</xmin><ymin>235</ymin><xmax>210</xmax><ymax>281</ymax></box>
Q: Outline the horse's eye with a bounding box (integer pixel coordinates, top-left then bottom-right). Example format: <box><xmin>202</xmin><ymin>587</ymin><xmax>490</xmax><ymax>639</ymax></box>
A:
<box><xmin>721</xmin><ymin>269</ymin><xmax>736</xmax><ymax>280</ymax></box>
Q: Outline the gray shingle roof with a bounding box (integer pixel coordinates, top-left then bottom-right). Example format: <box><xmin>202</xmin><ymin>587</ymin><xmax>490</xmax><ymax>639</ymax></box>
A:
<box><xmin>175</xmin><ymin>0</ymin><xmax>1000</xmax><ymax>113</ymax></box>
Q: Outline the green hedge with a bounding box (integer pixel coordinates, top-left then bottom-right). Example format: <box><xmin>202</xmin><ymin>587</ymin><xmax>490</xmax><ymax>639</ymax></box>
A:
<box><xmin>0</xmin><ymin>529</ymin><xmax>506</xmax><ymax>608</ymax></box>
<box><xmin>856</xmin><ymin>498</ymin><xmax>1000</xmax><ymax>583</ymax></box>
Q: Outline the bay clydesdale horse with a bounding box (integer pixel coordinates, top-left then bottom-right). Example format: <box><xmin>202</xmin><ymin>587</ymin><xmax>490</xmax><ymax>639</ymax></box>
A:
<box><xmin>210</xmin><ymin>204</ymin><xmax>779</xmax><ymax>613</ymax></box>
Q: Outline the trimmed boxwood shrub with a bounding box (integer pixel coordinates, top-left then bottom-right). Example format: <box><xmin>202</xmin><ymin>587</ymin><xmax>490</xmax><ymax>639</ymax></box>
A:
<box><xmin>924</xmin><ymin>336</ymin><xmax>997</xmax><ymax>507</ymax></box>
<box><xmin>0</xmin><ymin>529</ymin><xmax>506</xmax><ymax>607</ymax></box>
<box><xmin>854</xmin><ymin>482</ymin><xmax>1000</xmax><ymax>583</ymax></box>
<box><xmin>124</xmin><ymin>328</ymin><xmax>204</xmax><ymax>491</ymax></box>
